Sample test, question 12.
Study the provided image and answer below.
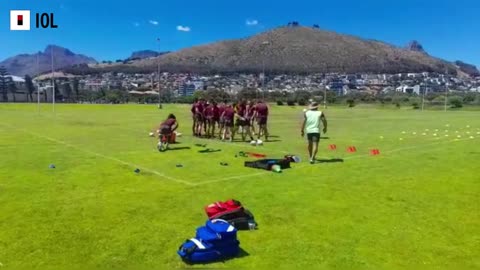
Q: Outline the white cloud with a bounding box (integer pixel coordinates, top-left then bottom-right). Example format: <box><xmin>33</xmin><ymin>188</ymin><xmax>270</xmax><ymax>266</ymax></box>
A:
<box><xmin>177</xmin><ymin>25</ymin><xmax>191</xmax><ymax>32</ymax></box>
<box><xmin>149</xmin><ymin>20</ymin><xmax>159</xmax><ymax>25</ymax></box>
<box><xmin>246</xmin><ymin>19</ymin><xmax>259</xmax><ymax>26</ymax></box>
<box><xmin>134</xmin><ymin>22</ymin><xmax>140</xmax><ymax>27</ymax></box>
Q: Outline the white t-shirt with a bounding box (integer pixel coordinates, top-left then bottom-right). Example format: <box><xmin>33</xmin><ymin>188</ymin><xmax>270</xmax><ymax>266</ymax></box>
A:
<box><xmin>304</xmin><ymin>110</ymin><xmax>323</xmax><ymax>134</ymax></box>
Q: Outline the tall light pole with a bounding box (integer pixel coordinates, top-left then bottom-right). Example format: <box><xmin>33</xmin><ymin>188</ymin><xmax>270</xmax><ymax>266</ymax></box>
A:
<box><xmin>36</xmin><ymin>53</ymin><xmax>40</xmax><ymax>113</ymax></box>
<box><xmin>421</xmin><ymin>83</ymin><xmax>426</xmax><ymax>111</ymax></box>
<box><xmin>444</xmin><ymin>68</ymin><xmax>448</xmax><ymax>112</ymax></box>
<box><xmin>260</xmin><ymin>41</ymin><xmax>270</xmax><ymax>100</ymax></box>
<box><xmin>157</xmin><ymin>38</ymin><xmax>162</xmax><ymax>109</ymax></box>
<box><xmin>51</xmin><ymin>46</ymin><xmax>55</xmax><ymax>113</ymax></box>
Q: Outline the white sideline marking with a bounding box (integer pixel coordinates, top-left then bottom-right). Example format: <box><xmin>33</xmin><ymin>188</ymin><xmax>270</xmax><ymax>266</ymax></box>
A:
<box><xmin>3</xmin><ymin>125</ymin><xmax>195</xmax><ymax>186</ymax></box>
<box><xmin>194</xmin><ymin>136</ymin><xmax>478</xmax><ymax>186</ymax></box>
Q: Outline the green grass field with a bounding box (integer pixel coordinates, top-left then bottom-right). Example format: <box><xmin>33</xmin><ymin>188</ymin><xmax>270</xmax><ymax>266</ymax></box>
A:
<box><xmin>0</xmin><ymin>103</ymin><xmax>479</xmax><ymax>269</ymax></box>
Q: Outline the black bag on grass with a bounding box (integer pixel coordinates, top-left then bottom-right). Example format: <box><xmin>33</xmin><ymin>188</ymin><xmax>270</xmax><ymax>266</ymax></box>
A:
<box><xmin>244</xmin><ymin>159</ymin><xmax>291</xmax><ymax>171</ymax></box>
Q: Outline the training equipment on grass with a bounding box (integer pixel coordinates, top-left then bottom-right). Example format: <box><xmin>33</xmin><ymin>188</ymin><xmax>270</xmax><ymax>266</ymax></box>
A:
<box><xmin>176</xmin><ymin>164</ymin><xmax>183</xmax><ymax>168</ymax></box>
<box><xmin>49</xmin><ymin>164</ymin><xmax>56</xmax><ymax>169</ymax></box>
<box><xmin>178</xmin><ymin>219</ymin><xmax>240</xmax><ymax>263</ymax></box>
<box><xmin>246</xmin><ymin>152</ymin><xmax>267</xmax><ymax>158</ymax></box>
<box><xmin>134</xmin><ymin>168</ymin><xmax>140</xmax><ymax>174</ymax></box>
<box><xmin>149</xmin><ymin>132</ymin><xmax>155</xmax><ymax>137</ymax></box>
<box><xmin>256</xmin><ymin>139</ymin><xmax>263</xmax><ymax>146</ymax></box>
<box><xmin>250</xmin><ymin>140</ymin><xmax>257</xmax><ymax>145</ymax></box>
<box><xmin>244</xmin><ymin>158</ymin><xmax>291</xmax><ymax>171</ymax></box>
<box><xmin>205</xmin><ymin>199</ymin><xmax>257</xmax><ymax>230</ymax></box>
<box><xmin>370</xmin><ymin>149</ymin><xmax>380</xmax><ymax>156</ymax></box>
<box><xmin>271</xmin><ymin>165</ymin><xmax>282</xmax><ymax>173</ymax></box>
<box><xmin>329</xmin><ymin>144</ymin><xmax>337</xmax><ymax>150</ymax></box>
<box><xmin>195</xmin><ymin>144</ymin><xmax>207</xmax><ymax>148</ymax></box>
<box><xmin>284</xmin><ymin>155</ymin><xmax>301</xmax><ymax>163</ymax></box>
<box><xmin>347</xmin><ymin>146</ymin><xmax>357</xmax><ymax>153</ymax></box>
<box><xmin>220</xmin><ymin>162</ymin><xmax>229</xmax><ymax>166</ymax></box>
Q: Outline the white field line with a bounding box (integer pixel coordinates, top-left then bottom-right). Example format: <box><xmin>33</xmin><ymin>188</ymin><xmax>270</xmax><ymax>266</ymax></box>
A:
<box><xmin>1</xmin><ymin>124</ymin><xmax>195</xmax><ymax>186</ymax></box>
<box><xmin>194</xmin><ymin>136</ymin><xmax>478</xmax><ymax>186</ymax></box>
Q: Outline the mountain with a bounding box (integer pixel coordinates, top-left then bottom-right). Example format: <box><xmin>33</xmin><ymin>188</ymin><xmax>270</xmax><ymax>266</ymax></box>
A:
<box><xmin>126</xmin><ymin>26</ymin><xmax>457</xmax><ymax>75</ymax></box>
<box><xmin>128</xmin><ymin>50</ymin><xmax>170</xmax><ymax>60</ymax></box>
<box><xmin>0</xmin><ymin>45</ymin><xmax>96</xmax><ymax>76</ymax></box>
<box><xmin>406</xmin><ymin>40</ymin><xmax>426</xmax><ymax>53</ymax></box>
<box><xmin>454</xmin><ymin>61</ymin><xmax>480</xmax><ymax>77</ymax></box>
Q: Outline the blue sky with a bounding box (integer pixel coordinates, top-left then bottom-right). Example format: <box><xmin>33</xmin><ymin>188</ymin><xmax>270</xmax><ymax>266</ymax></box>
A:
<box><xmin>1</xmin><ymin>0</ymin><xmax>479</xmax><ymax>66</ymax></box>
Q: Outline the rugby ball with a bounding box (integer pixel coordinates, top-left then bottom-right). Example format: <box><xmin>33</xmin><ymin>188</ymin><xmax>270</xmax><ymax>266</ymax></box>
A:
<box><xmin>250</xmin><ymin>140</ymin><xmax>257</xmax><ymax>145</ymax></box>
<box><xmin>256</xmin><ymin>139</ymin><xmax>263</xmax><ymax>146</ymax></box>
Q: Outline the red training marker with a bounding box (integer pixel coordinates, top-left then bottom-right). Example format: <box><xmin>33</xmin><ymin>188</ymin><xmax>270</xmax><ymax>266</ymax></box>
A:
<box><xmin>347</xmin><ymin>146</ymin><xmax>357</xmax><ymax>153</ymax></box>
<box><xmin>370</xmin><ymin>149</ymin><xmax>380</xmax><ymax>155</ymax></box>
<box><xmin>329</xmin><ymin>144</ymin><xmax>337</xmax><ymax>150</ymax></box>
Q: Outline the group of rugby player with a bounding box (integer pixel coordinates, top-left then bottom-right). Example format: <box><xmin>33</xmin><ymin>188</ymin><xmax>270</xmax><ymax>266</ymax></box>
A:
<box><xmin>191</xmin><ymin>98</ymin><xmax>269</xmax><ymax>142</ymax></box>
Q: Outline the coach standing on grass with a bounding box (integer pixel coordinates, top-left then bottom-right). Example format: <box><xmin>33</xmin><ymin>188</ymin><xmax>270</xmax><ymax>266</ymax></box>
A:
<box><xmin>301</xmin><ymin>102</ymin><xmax>327</xmax><ymax>164</ymax></box>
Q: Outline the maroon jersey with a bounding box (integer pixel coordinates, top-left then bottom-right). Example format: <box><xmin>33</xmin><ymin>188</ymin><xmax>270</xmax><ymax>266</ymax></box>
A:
<box><xmin>161</xmin><ymin>118</ymin><xmax>176</xmax><ymax>128</ymax></box>
<box><xmin>223</xmin><ymin>107</ymin><xmax>235</xmax><ymax>121</ymax></box>
<box><xmin>236</xmin><ymin>104</ymin><xmax>246</xmax><ymax>118</ymax></box>
<box><xmin>204</xmin><ymin>105</ymin><xmax>215</xmax><ymax>119</ymax></box>
<box><xmin>213</xmin><ymin>105</ymin><xmax>220</xmax><ymax>120</ymax></box>
<box><xmin>246</xmin><ymin>105</ymin><xmax>256</xmax><ymax>119</ymax></box>
<box><xmin>256</xmin><ymin>103</ymin><xmax>268</xmax><ymax>117</ymax></box>
<box><xmin>218</xmin><ymin>104</ymin><xmax>225</xmax><ymax>117</ymax></box>
<box><xmin>195</xmin><ymin>102</ymin><xmax>205</xmax><ymax>116</ymax></box>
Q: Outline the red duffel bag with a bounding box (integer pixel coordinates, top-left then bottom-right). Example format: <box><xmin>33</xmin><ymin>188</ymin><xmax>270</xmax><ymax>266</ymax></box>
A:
<box><xmin>205</xmin><ymin>199</ymin><xmax>243</xmax><ymax>219</ymax></box>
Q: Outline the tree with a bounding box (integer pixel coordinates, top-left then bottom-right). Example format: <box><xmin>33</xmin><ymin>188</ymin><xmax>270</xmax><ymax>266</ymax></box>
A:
<box><xmin>346</xmin><ymin>98</ymin><xmax>356</xmax><ymax>107</ymax></box>
<box><xmin>25</xmin><ymin>75</ymin><xmax>35</xmax><ymax>102</ymax></box>
<box><xmin>294</xmin><ymin>90</ymin><xmax>312</xmax><ymax>103</ymax></box>
<box><xmin>62</xmin><ymin>83</ymin><xmax>72</xmax><ymax>101</ymax></box>
<box><xmin>449</xmin><ymin>96</ymin><xmax>463</xmax><ymax>108</ymax></box>
<box><xmin>72</xmin><ymin>78</ymin><xmax>80</xmax><ymax>101</ymax></box>
<box><xmin>8</xmin><ymin>80</ymin><xmax>17</xmax><ymax>102</ymax></box>
<box><xmin>0</xmin><ymin>66</ymin><xmax>9</xmax><ymax>102</ymax></box>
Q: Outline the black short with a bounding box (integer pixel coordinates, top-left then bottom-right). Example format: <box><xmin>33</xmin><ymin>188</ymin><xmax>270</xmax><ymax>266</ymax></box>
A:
<box><xmin>307</xmin><ymin>133</ymin><xmax>320</xmax><ymax>143</ymax></box>
<box><xmin>236</xmin><ymin>119</ymin><xmax>248</xmax><ymax>127</ymax></box>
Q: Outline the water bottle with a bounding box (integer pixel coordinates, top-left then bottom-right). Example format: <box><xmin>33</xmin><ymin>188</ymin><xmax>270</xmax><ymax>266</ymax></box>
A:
<box><xmin>248</xmin><ymin>221</ymin><xmax>256</xmax><ymax>230</ymax></box>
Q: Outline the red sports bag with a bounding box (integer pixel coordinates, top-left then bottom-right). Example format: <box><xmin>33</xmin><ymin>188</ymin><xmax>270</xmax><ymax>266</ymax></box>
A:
<box><xmin>205</xmin><ymin>199</ymin><xmax>243</xmax><ymax>219</ymax></box>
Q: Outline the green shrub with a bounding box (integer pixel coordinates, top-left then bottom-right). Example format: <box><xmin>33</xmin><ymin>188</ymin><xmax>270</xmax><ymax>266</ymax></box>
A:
<box><xmin>276</xmin><ymin>100</ymin><xmax>284</xmax><ymax>106</ymax></box>
<box><xmin>346</xmin><ymin>98</ymin><xmax>355</xmax><ymax>107</ymax></box>
<box><xmin>287</xmin><ymin>100</ymin><xmax>296</xmax><ymax>106</ymax></box>
<box><xmin>449</xmin><ymin>96</ymin><xmax>463</xmax><ymax>108</ymax></box>
<box><xmin>298</xmin><ymin>99</ymin><xmax>307</xmax><ymax>106</ymax></box>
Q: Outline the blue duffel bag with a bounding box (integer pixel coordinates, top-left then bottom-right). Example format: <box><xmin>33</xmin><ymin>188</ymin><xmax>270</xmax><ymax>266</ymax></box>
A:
<box><xmin>196</xmin><ymin>219</ymin><xmax>238</xmax><ymax>244</ymax></box>
<box><xmin>177</xmin><ymin>237</ymin><xmax>240</xmax><ymax>263</ymax></box>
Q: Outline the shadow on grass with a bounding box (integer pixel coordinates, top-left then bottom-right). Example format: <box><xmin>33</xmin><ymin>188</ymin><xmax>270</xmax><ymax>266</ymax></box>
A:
<box><xmin>320</xmin><ymin>137</ymin><xmax>330</xmax><ymax>139</ymax></box>
<box><xmin>316</xmin><ymin>158</ymin><xmax>344</xmax><ymax>163</ymax></box>
<box><xmin>183</xmin><ymin>248</ymin><xmax>250</xmax><ymax>266</ymax></box>
<box><xmin>168</xmin><ymin>146</ymin><xmax>191</xmax><ymax>151</ymax></box>
<box><xmin>198</xmin><ymin>148</ymin><xmax>222</xmax><ymax>153</ymax></box>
